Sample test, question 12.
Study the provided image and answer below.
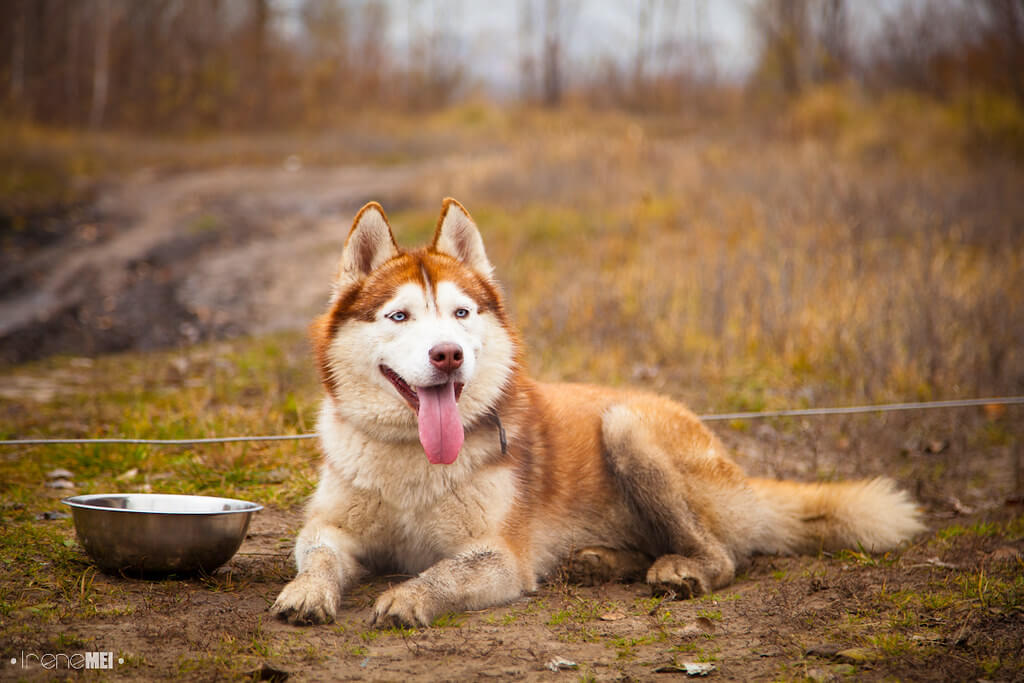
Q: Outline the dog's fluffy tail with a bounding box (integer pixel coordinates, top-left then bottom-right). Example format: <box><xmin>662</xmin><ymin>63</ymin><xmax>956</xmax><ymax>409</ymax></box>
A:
<box><xmin>748</xmin><ymin>477</ymin><xmax>925</xmax><ymax>555</ymax></box>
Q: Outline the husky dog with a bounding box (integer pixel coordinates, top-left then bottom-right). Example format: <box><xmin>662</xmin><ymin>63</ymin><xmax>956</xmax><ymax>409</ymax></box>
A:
<box><xmin>271</xmin><ymin>199</ymin><xmax>923</xmax><ymax>627</ymax></box>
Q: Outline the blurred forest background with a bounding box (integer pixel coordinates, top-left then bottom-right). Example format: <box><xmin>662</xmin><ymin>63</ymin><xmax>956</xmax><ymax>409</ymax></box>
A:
<box><xmin>2</xmin><ymin>0</ymin><xmax>1024</xmax><ymax>130</ymax></box>
<box><xmin>1</xmin><ymin>0</ymin><xmax>1022</xmax><ymax>408</ymax></box>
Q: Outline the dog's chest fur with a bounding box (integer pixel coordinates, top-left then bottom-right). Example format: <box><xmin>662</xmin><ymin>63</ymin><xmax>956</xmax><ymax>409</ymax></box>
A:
<box><xmin>313</xmin><ymin>402</ymin><xmax>517</xmax><ymax>574</ymax></box>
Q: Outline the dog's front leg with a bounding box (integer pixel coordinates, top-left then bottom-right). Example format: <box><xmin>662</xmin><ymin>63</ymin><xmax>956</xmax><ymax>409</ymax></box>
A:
<box><xmin>372</xmin><ymin>547</ymin><xmax>525</xmax><ymax>628</ymax></box>
<box><xmin>271</xmin><ymin>523</ymin><xmax>365</xmax><ymax>625</ymax></box>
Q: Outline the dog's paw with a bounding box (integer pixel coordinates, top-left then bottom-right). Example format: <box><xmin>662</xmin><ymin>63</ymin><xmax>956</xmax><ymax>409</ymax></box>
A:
<box><xmin>271</xmin><ymin>573</ymin><xmax>341</xmax><ymax>625</ymax></box>
<box><xmin>371</xmin><ymin>580</ymin><xmax>443</xmax><ymax>628</ymax></box>
<box><xmin>645</xmin><ymin>554</ymin><xmax>710</xmax><ymax>600</ymax></box>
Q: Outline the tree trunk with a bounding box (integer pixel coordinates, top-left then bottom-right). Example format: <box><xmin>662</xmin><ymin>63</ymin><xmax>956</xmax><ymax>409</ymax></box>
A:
<box><xmin>89</xmin><ymin>0</ymin><xmax>112</xmax><ymax>129</ymax></box>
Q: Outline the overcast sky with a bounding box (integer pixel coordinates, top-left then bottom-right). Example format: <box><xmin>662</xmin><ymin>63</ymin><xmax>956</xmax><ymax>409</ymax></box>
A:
<box><xmin>386</xmin><ymin>0</ymin><xmax>757</xmax><ymax>93</ymax></box>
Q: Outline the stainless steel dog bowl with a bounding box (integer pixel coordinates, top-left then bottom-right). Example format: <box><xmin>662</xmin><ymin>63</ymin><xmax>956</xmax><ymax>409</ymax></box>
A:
<box><xmin>62</xmin><ymin>493</ymin><xmax>262</xmax><ymax>575</ymax></box>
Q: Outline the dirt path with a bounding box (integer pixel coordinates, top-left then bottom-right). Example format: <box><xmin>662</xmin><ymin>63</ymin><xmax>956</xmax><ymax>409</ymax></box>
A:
<box><xmin>0</xmin><ymin>159</ymin><xmax>459</xmax><ymax>363</ymax></box>
<box><xmin>9</xmin><ymin>495</ymin><xmax>1021</xmax><ymax>681</ymax></box>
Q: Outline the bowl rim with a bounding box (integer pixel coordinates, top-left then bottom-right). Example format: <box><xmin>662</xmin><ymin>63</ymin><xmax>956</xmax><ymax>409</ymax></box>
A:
<box><xmin>61</xmin><ymin>492</ymin><xmax>263</xmax><ymax>515</ymax></box>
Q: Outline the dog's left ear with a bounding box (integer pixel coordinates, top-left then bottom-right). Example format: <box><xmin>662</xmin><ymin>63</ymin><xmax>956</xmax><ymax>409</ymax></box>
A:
<box><xmin>431</xmin><ymin>198</ymin><xmax>493</xmax><ymax>277</ymax></box>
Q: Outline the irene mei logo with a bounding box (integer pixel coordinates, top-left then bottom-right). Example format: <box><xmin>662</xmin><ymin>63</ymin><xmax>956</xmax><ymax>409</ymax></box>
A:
<box><xmin>11</xmin><ymin>651</ymin><xmax>123</xmax><ymax>670</ymax></box>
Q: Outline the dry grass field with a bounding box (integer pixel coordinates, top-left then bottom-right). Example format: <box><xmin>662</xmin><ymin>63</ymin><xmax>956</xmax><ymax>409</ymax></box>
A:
<box><xmin>2</xmin><ymin>98</ymin><xmax>1022</xmax><ymax>679</ymax></box>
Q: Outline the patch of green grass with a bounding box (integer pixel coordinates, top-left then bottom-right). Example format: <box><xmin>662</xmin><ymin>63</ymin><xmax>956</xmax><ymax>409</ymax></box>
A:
<box><xmin>547</xmin><ymin>609</ymin><xmax>570</xmax><ymax>626</ymax></box>
<box><xmin>610</xmin><ymin>632</ymin><xmax>666</xmax><ymax>661</ymax></box>
<box><xmin>0</xmin><ymin>333</ymin><xmax>320</xmax><ymax>507</ymax></box>
<box><xmin>834</xmin><ymin>544</ymin><xmax>900</xmax><ymax>568</ymax></box>
<box><xmin>953</xmin><ymin>569</ymin><xmax>1024</xmax><ymax>612</ymax></box>
<box><xmin>671</xmin><ymin>640</ymin><xmax>719</xmax><ymax>662</ymax></box>
<box><xmin>359</xmin><ymin>628</ymin><xmax>381</xmax><ymax>643</ymax></box>
<box><xmin>430</xmin><ymin>612</ymin><xmax>465</xmax><ymax>628</ymax></box>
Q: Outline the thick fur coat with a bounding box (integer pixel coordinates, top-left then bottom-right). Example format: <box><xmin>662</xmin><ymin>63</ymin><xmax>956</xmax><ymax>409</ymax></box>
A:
<box><xmin>271</xmin><ymin>199</ymin><xmax>924</xmax><ymax>627</ymax></box>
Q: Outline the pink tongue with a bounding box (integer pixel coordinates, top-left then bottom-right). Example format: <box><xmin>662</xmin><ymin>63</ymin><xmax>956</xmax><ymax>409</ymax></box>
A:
<box><xmin>416</xmin><ymin>381</ymin><xmax>464</xmax><ymax>465</ymax></box>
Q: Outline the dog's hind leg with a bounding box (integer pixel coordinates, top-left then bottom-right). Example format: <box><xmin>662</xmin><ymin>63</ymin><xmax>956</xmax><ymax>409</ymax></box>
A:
<box><xmin>601</xmin><ymin>399</ymin><xmax>744</xmax><ymax>599</ymax></box>
<box><xmin>565</xmin><ymin>546</ymin><xmax>650</xmax><ymax>585</ymax></box>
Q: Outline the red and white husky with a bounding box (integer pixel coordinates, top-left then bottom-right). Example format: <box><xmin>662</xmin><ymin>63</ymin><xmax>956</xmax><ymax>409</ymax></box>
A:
<box><xmin>271</xmin><ymin>199</ymin><xmax>923</xmax><ymax>627</ymax></box>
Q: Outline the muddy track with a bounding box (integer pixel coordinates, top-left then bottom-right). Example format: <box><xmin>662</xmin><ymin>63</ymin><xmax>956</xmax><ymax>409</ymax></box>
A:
<box><xmin>0</xmin><ymin>161</ymin><xmax>449</xmax><ymax>364</ymax></box>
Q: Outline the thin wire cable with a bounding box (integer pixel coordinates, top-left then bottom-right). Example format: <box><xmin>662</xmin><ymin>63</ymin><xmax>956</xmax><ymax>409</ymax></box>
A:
<box><xmin>2</xmin><ymin>434</ymin><xmax>319</xmax><ymax>446</ymax></box>
<box><xmin>696</xmin><ymin>396</ymin><xmax>1024</xmax><ymax>421</ymax></box>
<box><xmin>0</xmin><ymin>396</ymin><xmax>1020</xmax><ymax>446</ymax></box>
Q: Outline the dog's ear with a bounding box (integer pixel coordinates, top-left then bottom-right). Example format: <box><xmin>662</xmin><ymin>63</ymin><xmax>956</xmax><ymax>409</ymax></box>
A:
<box><xmin>339</xmin><ymin>202</ymin><xmax>399</xmax><ymax>287</ymax></box>
<box><xmin>431</xmin><ymin>198</ymin><xmax>493</xmax><ymax>277</ymax></box>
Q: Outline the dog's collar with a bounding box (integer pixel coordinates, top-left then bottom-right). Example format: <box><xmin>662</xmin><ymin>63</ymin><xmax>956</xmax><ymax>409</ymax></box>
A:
<box><xmin>488</xmin><ymin>409</ymin><xmax>507</xmax><ymax>455</ymax></box>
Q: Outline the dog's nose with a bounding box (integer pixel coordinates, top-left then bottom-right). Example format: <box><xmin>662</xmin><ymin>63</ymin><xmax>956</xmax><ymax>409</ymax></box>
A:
<box><xmin>429</xmin><ymin>343</ymin><xmax>464</xmax><ymax>373</ymax></box>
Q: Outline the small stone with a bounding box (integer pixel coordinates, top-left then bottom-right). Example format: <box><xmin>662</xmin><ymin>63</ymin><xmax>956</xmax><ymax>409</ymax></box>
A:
<box><xmin>264</xmin><ymin>468</ymin><xmax>290</xmax><ymax>484</ymax></box>
<box><xmin>805</xmin><ymin>643</ymin><xmax>843</xmax><ymax>659</ymax></box>
<box><xmin>676</xmin><ymin>616</ymin><xmax>716</xmax><ymax>638</ymax></box>
<box><xmin>46</xmin><ymin>468</ymin><xmax>74</xmax><ymax>480</ymax></box>
<box><xmin>45</xmin><ymin>479</ymin><xmax>76</xmax><ymax>490</ymax></box>
<box><xmin>806</xmin><ymin>667</ymin><xmax>837</xmax><ymax>682</ymax></box>
<box><xmin>36</xmin><ymin>511</ymin><xmax>71</xmax><ymax>521</ymax></box>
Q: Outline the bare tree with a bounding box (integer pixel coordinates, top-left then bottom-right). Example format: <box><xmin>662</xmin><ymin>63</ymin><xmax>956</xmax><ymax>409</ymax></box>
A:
<box><xmin>518</xmin><ymin>0</ymin><xmax>538</xmax><ymax>102</ymax></box>
<box><xmin>9</xmin><ymin>0</ymin><xmax>27</xmax><ymax>107</ymax></box>
<box><xmin>541</xmin><ymin>0</ymin><xmax>563</xmax><ymax>106</ymax></box>
<box><xmin>89</xmin><ymin>0</ymin><xmax>113</xmax><ymax>129</ymax></box>
<box><xmin>985</xmin><ymin>0</ymin><xmax>1024</xmax><ymax>100</ymax></box>
<box><xmin>819</xmin><ymin>0</ymin><xmax>848</xmax><ymax>81</ymax></box>
<box><xmin>761</xmin><ymin>0</ymin><xmax>809</xmax><ymax>96</ymax></box>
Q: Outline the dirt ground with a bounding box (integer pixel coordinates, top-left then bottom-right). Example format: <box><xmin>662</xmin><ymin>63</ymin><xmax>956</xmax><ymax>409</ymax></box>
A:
<box><xmin>4</xmin><ymin>407</ymin><xmax>1022</xmax><ymax>682</ymax></box>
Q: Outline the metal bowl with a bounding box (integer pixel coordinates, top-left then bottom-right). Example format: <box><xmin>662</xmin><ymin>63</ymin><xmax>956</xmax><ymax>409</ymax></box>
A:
<box><xmin>62</xmin><ymin>493</ymin><xmax>262</xmax><ymax>575</ymax></box>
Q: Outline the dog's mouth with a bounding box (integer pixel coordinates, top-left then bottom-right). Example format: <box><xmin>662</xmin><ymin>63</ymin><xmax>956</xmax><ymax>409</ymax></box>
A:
<box><xmin>380</xmin><ymin>365</ymin><xmax>464</xmax><ymax>410</ymax></box>
<box><xmin>380</xmin><ymin>365</ymin><xmax>465</xmax><ymax>465</ymax></box>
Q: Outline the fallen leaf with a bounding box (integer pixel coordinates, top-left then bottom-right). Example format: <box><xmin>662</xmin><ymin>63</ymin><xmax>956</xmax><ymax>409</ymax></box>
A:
<box><xmin>986</xmin><ymin>546</ymin><xmax>1021</xmax><ymax>564</ymax></box>
<box><xmin>545</xmin><ymin>656</ymin><xmax>578</xmax><ymax>672</ymax></box>
<box><xmin>654</xmin><ymin>661</ymin><xmax>716</xmax><ymax>676</ymax></box>
<box><xmin>923</xmin><ymin>556</ymin><xmax>961</xmax><ymax>570</ymax></box>
<box><xmin>116</xmin><ymin>467</ymin><xmax>139</xmax><ymax>481</ymax></box>
<box><xmin>983</xmin><ymin>403</ymin><xmax>1006</xmax><ymax>420</ymax></box>
<box><xmin>599</xmin><ymin>611</ymin><xmax>626</xmax><ymax>621</ymax></box>
<box><xmin>947</xmin><ymin>496</ymin><xmax>975</xmax><ymax>515</ymax></box>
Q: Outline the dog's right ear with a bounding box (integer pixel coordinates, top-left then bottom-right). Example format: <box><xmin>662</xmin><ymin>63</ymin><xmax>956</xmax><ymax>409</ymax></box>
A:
<box><xmin>338</xmin><ymin>202</ymin><xmax>399</xmax><ymax>288</ymax></box>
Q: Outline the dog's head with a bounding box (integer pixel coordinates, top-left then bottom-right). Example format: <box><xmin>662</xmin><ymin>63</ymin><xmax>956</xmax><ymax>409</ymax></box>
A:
<box><xmin>312</xmin><ymin>198</ymin><xmax>519</xmax><ymax>464</ymax></box>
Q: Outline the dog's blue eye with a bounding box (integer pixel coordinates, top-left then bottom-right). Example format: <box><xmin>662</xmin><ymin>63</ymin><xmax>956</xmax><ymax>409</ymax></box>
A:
<box><xmin>454</xmin><ymin>308</ymin><xmax>470</xmax><ymax>319</ymax></box>
<box><xmin>386</xmin><ymin>311</ymin><xmax>408</xmax><ymax>322</ymax></box>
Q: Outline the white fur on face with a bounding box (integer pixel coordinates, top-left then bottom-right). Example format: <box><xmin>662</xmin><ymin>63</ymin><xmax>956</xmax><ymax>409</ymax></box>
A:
<box><xmin>379</xmin><ymin>281</ymin><xmax>481</xmax><ymax>388</ymax></box>
<box><xmin>324</xmin><ymin>279</ymin><xmax>515</xmax><ymax>441</ymax></box>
